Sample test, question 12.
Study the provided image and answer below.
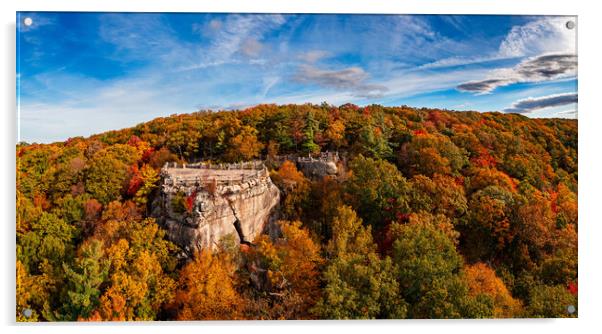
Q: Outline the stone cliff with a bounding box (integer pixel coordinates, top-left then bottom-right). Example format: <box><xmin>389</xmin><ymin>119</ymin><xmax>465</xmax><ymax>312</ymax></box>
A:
<box><xmin>152</xmin><ymin>161</ymin><xmax>280</xmax><ymax>254</ymax></box>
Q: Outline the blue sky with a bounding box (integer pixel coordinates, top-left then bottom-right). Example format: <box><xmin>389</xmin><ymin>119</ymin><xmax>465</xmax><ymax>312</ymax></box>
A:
<box><xmin>17</xmin><ymin>13</ymin><xmax>577</xmax><ymax>143</ymax></box>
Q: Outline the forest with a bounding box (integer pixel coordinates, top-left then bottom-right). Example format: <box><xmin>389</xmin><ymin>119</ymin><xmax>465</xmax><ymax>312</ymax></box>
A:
<box><xmin>16</xmin><ymin>103</ymin><xmax>578</xmax><ymax>320</ymax></box>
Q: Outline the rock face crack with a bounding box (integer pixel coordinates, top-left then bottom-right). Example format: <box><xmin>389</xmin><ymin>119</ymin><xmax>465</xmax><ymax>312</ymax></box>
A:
<box><xmin>227</xmin><ymin>197</ymin><xmax>252</xmax><ymax>246</ymax></box>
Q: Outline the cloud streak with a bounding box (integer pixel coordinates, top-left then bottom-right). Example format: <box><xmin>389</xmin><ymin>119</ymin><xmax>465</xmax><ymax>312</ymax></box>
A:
<box><xmin>457</xmin><ymin>53</ymin><xmax>577</xmax><ymax>93</ymax></box>
<box><xmin>294</xmin><ymin>64</ymin><xmax>388</xmax><ymax>99</ymax></box>
<box><xmin>504</xmin><ymin>92</ymin><xmax>577</xmax><ymax>114</ymax></box>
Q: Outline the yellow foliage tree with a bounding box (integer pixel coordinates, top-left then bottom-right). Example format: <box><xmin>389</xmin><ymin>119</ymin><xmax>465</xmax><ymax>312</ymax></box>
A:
<box><xmin>174</xmin><ymin>250</ymin><xmax>242</xmax><ymax>320</ymax></box>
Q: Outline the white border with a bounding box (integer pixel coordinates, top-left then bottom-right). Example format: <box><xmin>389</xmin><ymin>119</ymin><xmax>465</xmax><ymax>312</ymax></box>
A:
<box><xmin>2</xmin><ymin>1</ymin><xmax>600</xmax><ymax>334</ymax></box>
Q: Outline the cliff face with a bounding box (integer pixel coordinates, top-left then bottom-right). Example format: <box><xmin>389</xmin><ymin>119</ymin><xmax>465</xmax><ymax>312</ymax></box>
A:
<box><xmin>152</xmin><ymin>162</ymin><xmax>280</xmax><ymax>253</ymax></box>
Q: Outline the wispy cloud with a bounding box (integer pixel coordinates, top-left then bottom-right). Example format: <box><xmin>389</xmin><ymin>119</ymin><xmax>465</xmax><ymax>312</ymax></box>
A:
<box><xmin>504</xmin><ymin>92</ymin><xmax>577</xmax><ymax>114</ymax></box>
<box><xmin>179</xmin><ymin>14</ymin><xmax>287</xmax><ymax>71</ymax></box>
<box><xmin>298</xmin><ymin>50</ymin><xmax>331</xmax><ymax>63</ymax></box>
<box><xmin>555</xmin><ymin>109</ymin><xmax>577</xmax><ymax>117</ymax></box>
<box><xmin>294</xmin><ymin>64</ymin><xmax>388</xmax><ymax>99</ymax></box>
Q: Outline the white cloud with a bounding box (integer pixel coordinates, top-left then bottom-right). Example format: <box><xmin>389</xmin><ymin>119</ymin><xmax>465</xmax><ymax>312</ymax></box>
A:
<box><xmin>499</xmin><ymin>17</ymin><xmax>576</xmax><ymax>57</ymax></box>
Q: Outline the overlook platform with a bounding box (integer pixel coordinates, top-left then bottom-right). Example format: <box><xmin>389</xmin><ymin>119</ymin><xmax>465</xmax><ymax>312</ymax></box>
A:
<box><xmin>161</xmin><ymin>160</ymin><xmax>268</xmax><ymax>187</ymax></box>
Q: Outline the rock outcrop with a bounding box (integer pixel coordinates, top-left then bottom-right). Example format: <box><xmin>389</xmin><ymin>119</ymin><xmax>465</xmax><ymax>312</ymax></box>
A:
<box><xmin>152</xmin><ymin>161</ymin><xmax>280</xmax><ymax>254</ymax></box>
<box><xmin>273</xmin><ymin>151</ymin><xmax>340</xmax><ymax>180</ymax></box>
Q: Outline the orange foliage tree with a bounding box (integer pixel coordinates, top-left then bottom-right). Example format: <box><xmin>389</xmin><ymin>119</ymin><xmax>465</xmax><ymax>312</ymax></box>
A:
<box><xmin>174</xmin><ymin>250</ymin><xmax>243</xmax><ymax>320</ymax></box>
<box><xmin>464</xmin><ymin>263</ymin><xmax>522</xmax><ymax>317</ymax></box>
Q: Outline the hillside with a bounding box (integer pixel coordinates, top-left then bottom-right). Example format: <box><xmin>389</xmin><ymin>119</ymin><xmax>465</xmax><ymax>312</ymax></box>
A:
<box><xmin>16</xmin><ymin>103</ymin><xmax>577</xmax><ymax>320</ymax></box>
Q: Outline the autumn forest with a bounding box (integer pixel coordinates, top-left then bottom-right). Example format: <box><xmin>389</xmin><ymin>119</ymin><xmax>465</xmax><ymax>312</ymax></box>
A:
<box><xmin>16</xmin><ymin>103</ymin><xmax>578</xmax><ymax>320</ymax></box>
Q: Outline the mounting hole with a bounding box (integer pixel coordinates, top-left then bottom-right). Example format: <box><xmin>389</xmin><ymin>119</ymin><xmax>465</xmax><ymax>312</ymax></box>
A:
<box><xmin>567</xmin><ymin>305</ymin><xmax>576</xmax><ymax>314</ymax></box>
<box><xmin>566</xmin><ymin>20</ymin><xmax>575</xmax><ymax>30</ymax></box>
<box><xmin>23</xmin><ymin>17</ymin><xmax>33</xmax><ymax>27</ymax></box>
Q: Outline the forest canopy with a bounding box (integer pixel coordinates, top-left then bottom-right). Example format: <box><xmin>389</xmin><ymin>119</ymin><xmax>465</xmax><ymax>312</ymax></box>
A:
<box><xmin>16</xmin><ymin>103</ymin><xmax>577</xmax><ymax>320</ymax></box>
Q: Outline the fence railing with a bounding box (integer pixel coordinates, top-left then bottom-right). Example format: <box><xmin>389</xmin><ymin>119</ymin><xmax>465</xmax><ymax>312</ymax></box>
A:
<box><xmin>163</xmin><ymin>167</ymin><xmax>269</xmax><ymax>187</ymax></box>
<box><xmin>163</xmin><ymin>160</ymin><xmax>266</xmax><ymax>171</ymax></box>
<box><xmin>272</xmin><ymin>151</ymin><xmax>339</xmax><ymax>163</ymax></box>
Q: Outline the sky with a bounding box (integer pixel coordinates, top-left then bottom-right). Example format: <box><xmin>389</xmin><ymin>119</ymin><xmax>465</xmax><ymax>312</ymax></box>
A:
<box><xmin>17</xmin><ymin>13</ymin><xmax>578</xmax><ymax>143</ymax></box>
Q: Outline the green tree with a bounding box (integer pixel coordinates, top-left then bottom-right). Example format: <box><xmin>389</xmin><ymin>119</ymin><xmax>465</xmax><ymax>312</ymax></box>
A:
<box><xmin>61</xmin><ymin>240</ymin><xmax>109</xmax><ymax>320</ymax></box>
<box><xmin>85</xmin><ymin>144</ymin><xmax>139</xmax><ymax>205</ymax></box>
<box><xmin>356</xmin><ymin>110</ymin><xmax>395</xmax><ymax>159</ymax></box>
<box><xmin>391</xmin><ymin>219</ymin><xmax>492</xmax><ymax>318</ymax></box>
<box><xmin>314</xmin><ymin>206</ymin><xmax>407</xmax><ymax>319</ymax></box>
<box><xmin>302</xmin><ymin>111</ymin><xmax>320</xmax><ymax>154</ymax></box>
<box><xmin>345</xmin><ymin>155</ymin><xmax>410</xmax><ymax>227</ymax></box>
<box><xmin>18</xmin><ymin>212</ymin><xmax>75</xmax><ymax>272</ymax></box>
<box><xmin>527</xmin><ymin>284</ymin><xmax>577</xmax><ymax>318</ymax></box>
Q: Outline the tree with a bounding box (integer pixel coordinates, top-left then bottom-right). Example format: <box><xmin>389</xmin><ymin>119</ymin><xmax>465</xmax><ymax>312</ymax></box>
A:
<box><xmin>315</xmin><ymin>206</ymin><xmax>407</xmax><ymax>319</ymax></box>
<box><xmin>355</xmin><ymin>110</ymin><xmax>395</xmax><ymax>160</ymax></box>
<box><xmin>552</xmin><ymin>183</ymin><xmax>578</xmax><ymax>228</ymax></box>
<box><xmin>391</xmin><ymin>219</ymin><xmax>492</xmax><ymax>318</ymax></box>
<box><xmin>18</xmin><ymin>212</ymin><xmax>75</xmax><ymax>272</ymax></box>
<box><xmin>325</xmin><ymin>205</ymin><xmax>375</xmax><ymax>259</ymax></box>
<box><xmin>61</xmin><ymin>240</ymin><xmax>109</xmax><ymax>320</ymax></box>
<box><xmin>87</xmin><ymin>210</ymin><xmax>177</xmax><ymax>320</ymax></box>
<box><xmin>270</xmin><ymin>161</ymin><xmax>310</xmax><ymax>219</ymax></box>
<box><xmin>399</xmin><ymin>132</ymin><xmax>467</xmax><ymax>177</ymax></box>
<box><xmin>509</xmin><ymin>183</ymin><xmax>556</xmax><ymax>271</ymax></box>
<box><xmin>242</xmin><ymin>221</ymin><xmax>323</xmax><ymax>319</ymax></box>
<box><xmin>344</xmin><ymin>155</ymin><xmax>410</xmax><ymax>228</ymax></box>
<box><xmin>301</xmin><ymin>111</ymin><xmax>320</xmax><ymax>154</ymax></box>
<box><xmin>174</xmin><ymin>250</ymin><xmax>243</xmax><ymax>320</ymax></box>
<box><xmin>462</xmin><ymin>185</ymin><xmax>516</xmax><ymax>262</ymax></box>
<box><xmin>97</xmin><ymin>244</ymin><xmax>176</xmax><ymax>321</ymax></box>
<box><xmin>527</xmin><ymin>284</ymin><xmax>577</xmax><ymax>318</ymax></box>
<box><xmin>408</xmin><ymin>174</ymin><xmax>467</xmax><ymax>218</ymax></box>
<box><xmin>225</xmin><ymin>124</ymin><xmax>264</xmax><ymax>162</ymax></box>
<box><xmin>16</xmin><ymin>260</ymin><xmax>40</xmax><ymax>322</ymax></box>
<box><xmin>85</xmin><ymin>144</ymin><xmax>140</xmax><ymax>205</ymax></box>
<box><xmin>539</xmin><ymin>224</ymin><xmax>577</xmax><ymax>286</ymax></box>
<box><xmin>324</xmin><ymin>118</ymin><xmax>346</xmax><ymax>149</ymax></box>
<box><xmin>467</xmin><ymin>167</ymin><xmax>516</xmax><ymax>194</ymax></box>
<box><xmin>132</xmin><ymin>164</ymin><xmax>160</xmax><ymax>208</ymax></box>
<box><xmin>464</xmin><ymin>263</ymin><xmax>522</xmax><ymax>317</ymax></box>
